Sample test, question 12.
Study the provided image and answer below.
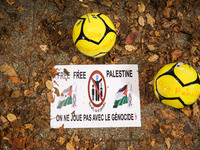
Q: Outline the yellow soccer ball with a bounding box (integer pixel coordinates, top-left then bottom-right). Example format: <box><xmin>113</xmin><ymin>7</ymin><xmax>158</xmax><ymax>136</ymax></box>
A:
<box><xmin>72</xmin><ymin>13</ymin><xmax>116</xmax><ymax>58</ymax></box>
<box><xmin>154</xmin><ymin>62</ymin><xmax>200</xmax><ymax>109</ymax></box>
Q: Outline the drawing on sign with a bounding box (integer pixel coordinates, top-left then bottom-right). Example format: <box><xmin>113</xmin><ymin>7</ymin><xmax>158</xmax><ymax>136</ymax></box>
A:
<box><xmin>88</xmin><ymin>70</ymin><xmax>106</xmax><ymax>112</ymax></box>
<box><xmin>113</xmin><ymin>83</ymin><xmax>132</xmax><ymax>108</ymax></box>
<box><xmin>57</xmin><ymin>84</ymin><xmax>77</xmax><ymax>109</ymax></box>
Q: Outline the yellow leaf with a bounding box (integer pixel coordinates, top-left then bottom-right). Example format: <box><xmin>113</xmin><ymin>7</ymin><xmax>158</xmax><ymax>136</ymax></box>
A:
<box><xmin>17</xmin><ymin>6</ymin><xmax>25</xmax><ymax>12</ymax></box>
<box><xmin>6</xmin><ymin>0</ymin><xmax>15</xmax><ymax>5</ymax></box>
<box><xmin>7</xmin><ymin>113</ymin><xmax>17</xmax><ymax>122</ymax></box>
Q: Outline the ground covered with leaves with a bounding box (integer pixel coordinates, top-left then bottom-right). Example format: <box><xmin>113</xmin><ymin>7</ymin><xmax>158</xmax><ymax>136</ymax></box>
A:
<box><xmin>0</xmin><ymin>0</ymin><xmax>200</xmax><ymax>150</ymax></box>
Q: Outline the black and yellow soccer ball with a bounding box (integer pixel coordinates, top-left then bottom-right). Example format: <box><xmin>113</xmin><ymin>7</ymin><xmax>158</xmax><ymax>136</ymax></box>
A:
<box><xmin>154</xmin><ymin>62</ymin><xmax>200</xmax><ymax>109</ymax></box>
<box><xmin>72</xmin><ymin>13</ymin><xmax>116</xmax><ymax>58</ymax></box>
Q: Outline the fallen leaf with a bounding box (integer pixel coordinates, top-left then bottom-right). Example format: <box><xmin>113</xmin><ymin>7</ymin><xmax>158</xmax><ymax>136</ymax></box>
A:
<box><xmin>0</xmin><ymin>13</ymin><xmax>4</xmax><ymax>19</ymax></box>
<box><xmin>163</xmin><ymin>19</ymin><xmax>177</xmax><ymax>28</ymax></box>
<box><xmin>128</xmin><ymin>146</ymin><xmax>134</xmax><ymax>150</ymax></box>
<box><xmin>34</xmin><ymin>82</ymin><xmax>40</xmax><ymax>91</ymax></box>
<box><xmin>7</xmin><ymin>113</ymin><xmax>17</xmax><ymax>122</ymax></box>
<box><xmin>163</xmin><ymin>7</ymin><xmax>171</xmax><ymax>18</ymax></box>
<box><xmin>47</xmin><ymin>91</ymin><xmax>54</xmax><ymax>103</ymax></box>
<box><xmin>138</xmin><ymin>16</ymin><xmax>145</xmax><ymax>26</ymax></box>
<box><xmin>193</xmin><ymin>101</ymin><xmax>199</xmax><ymax>116</ymax></box>
<box><xmin>125</xmin><ymin>33</ymin><xmax>137</xmax><ymax>45</ymax></box>
<box><xmin>10</xmin><ymin>76</ymin><xmax>21</xmax><ymax>83</ymax></box>
<box><xmin>101</xmin><ymin>1</ymin><xmax>112</xmax><ymax>7</ymax></box>
<box><xmin>66</xmin><ymin>142</ymin><xmax>75</xmax><ymax>150</ymax></box>
<box><xmin>57</xmin><ymin>136</ymin><xmax>66</xmax><ymax>145</ymax></box>
<box><xmin>0</xmin><ymin>63</ymin><xmax>18</xmax><ymax>77</ymax></box>
<box><xmin>25</xmin><ymin>124</ymin><xmax>34</xmax><ymax>131</ymax></box>
<box><xmin>165</xmin><ymin>138</ymin><xmax>171</xmax><ymax>150</ymax></box>
<box><xmin>93</xmin><ymin>144</ymin><xmax>101</xmax><ymax>150</ymax></box>
<box><xmin>125</xmin><ymin>45</ymin><xmax>137</xmax><ymax>51</ymax></box>
<box><xmin>11</xmin><ymin>90</ymin><xmax>21</xmax><ymax>98</ymax></box>
<box><xmin>167</xmin><ymin>0</ymin><xmax>173</xmax><ymax>7</ymax></box>
<box><xmin>17</xmin><ymin>6</ymin><xmax>25</xmax><ymax>12</ymax></box>
<box><xmin>147</xmin><ymin>45</ymin><xmax>155</xmax><ymax>51</ymax></box>
<box><xmin>146</xmin><ymin>13</ymin><xmax>155</xmax><ymax>27</ymax></box>
<box><xmin>1</xmin><ymin>115</ymin><xmax>8</xmax><ymax>123</ymax></box>
<box><xmin>155</xmin><ymin>31</ymin><xmax>160</xmax><ymax>36</ymax></box>
<box><xmin>148</xmin><ymin>54</ymin><xmax>159</xmax><ymax>62</ymax></box>
<box><xmin>54</xmin><ymin>0</ymin><xmax>65</xmax><ymax>11</ymax></box>
<box><xmin>181</xmin><ymin>107</ymin><xmax>192</xmax><ymax>117</ymax></box>
<box><xmin>24</xmin><ymin>89</ymin><xmax>33</xmax><ymax>97</ymax></box>
<box><xmin>39</xmin><ymin>45</ymin><xmax>48</xmax><ymax>52</ymax></box>
<box><xmin>138</xmin><ymin>1</ymin><xmax>145</xmax><ymax>14</ymax></box>
<box><xmin>171</xmin><ymin>50</ymin><xmax>183</xmax><ymax>61</ymax></box>
<box><xmin>6</xmin><ymin>0</ymin><xmax>15</xmax><ymax>5</ymax></box>
<box><xmin>46</xmin><ymin>80</ymin><xmax>53</xmax><ymax>90</ymax></box>
<box><xmin>184</xmin><ymin>135</ymin><xmax>191</xmax><ymax>145</ymax></box>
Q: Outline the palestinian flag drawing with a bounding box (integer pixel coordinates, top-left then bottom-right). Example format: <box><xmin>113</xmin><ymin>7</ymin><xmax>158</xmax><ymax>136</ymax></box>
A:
<box><xmin>113</xmin><ymin>84</ymin><xmax>132</xmax><ymax>108</ymax></box>
<box><xmin>57</xmin><ymin>84</ymin><xmax>77</xmax><ymax>109</ymax></box>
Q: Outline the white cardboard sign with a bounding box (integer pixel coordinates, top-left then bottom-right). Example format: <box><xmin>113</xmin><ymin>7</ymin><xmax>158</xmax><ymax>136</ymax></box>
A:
<box><xmin>51</xmin><ymin>64</ymin><xmax>141</xmax><ymax>128</ymax></box>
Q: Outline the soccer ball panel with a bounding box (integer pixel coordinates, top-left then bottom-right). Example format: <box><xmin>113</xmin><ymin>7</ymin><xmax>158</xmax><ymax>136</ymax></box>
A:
<box><xmin>162</xmin><ymin>99</ymin><xmax>184</xmax><ymax>109</ymax></box>
<box><xmin>76</xmin><ymin>32</ymin><xmax>116</xmax><ymax>57</ymax></box>
<box><xmin>174</xmin><ymin>64</ymin><xmax>198</xmax><ymax>84</ymax></box>
<box><xmin>154</xmin><ymin>63</ymin><xmax>176</xmax><ymax>80</ymax></box>
<box><xmin>82</xmin><ymin>14</ymin><xmax>106</xmax><ymax>42</ymax></box>
<box><xmin>72</xmin><ymin>20</ymin><xmax>83</xmax><ymax>44</ymax></box>
<box><xmin>100</xmin><ymin>14</ymin><xmax>116</xmax><ymax>31</ymax></box>
<box><xmin>156</xmin><ymin>75</ymin><xmax>182</xmax><ymax>98</ymax></box>
<box><xmin>180</xmin><ymin>84</ymin><xmax>200</xmax><ymax>105</ymax></box>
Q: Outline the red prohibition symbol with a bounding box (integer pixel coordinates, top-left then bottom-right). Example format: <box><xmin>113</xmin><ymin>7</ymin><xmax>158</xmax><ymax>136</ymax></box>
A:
<box><xmin>88</xmin><ymin>70</ymin><xmax>106</xmax><ymax>107</ymax></box>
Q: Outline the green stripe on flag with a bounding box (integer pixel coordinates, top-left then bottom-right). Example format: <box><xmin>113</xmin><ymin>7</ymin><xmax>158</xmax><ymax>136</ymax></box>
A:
<box><xmin>113</xmin><ymin>95</ymin><xmax>128</xmax><ymax>108</ymax></box>
<box><xmin>57</xmin><ymin>96</ymin><xmax>72</xmax><ymax>109</ymax></box>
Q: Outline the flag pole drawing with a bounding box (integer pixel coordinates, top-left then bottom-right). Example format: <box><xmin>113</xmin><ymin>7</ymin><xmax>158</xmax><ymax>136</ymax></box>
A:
<box><xmin>113</xmin><ymin>84</ymin><xmax>132</xmax><ymax>108</ymax></box>
<box><xmin>57</xmin><ymin>84</ymin><xmax>77</xmax><ymax>109</ymax></box>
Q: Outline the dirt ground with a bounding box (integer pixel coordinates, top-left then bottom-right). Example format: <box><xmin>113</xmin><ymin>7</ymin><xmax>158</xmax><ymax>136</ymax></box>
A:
<box><xmin>0</xmin><ymin>0</ymin><xmax>200</xmax><ymax>150</ymax></box>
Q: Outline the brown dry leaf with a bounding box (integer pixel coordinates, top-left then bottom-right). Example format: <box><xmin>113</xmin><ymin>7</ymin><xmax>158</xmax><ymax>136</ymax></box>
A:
<box><xmin>101</xmin><ymin>1</ymin><xmax>112</xmax><ymax>7</ymax></box>
<box><xmin>128</xmin><ymin>146</ymin><xmax>135</xmax><ymax>150</ymax></box>
<box><xmin>34</xmin><ymin>82</ymin><xmax>40</xmax><ymax>91</ymax></box>
<box><xmin>1</xmin><ymin>115</ymin><xmax>8</xmax><ymax>123</ymax></box>
<box><xmin>0</xmin><ymin>13</ymin><xmax>4</xmax><ymax>19</ymax></box>
<box><xmin>11</xmin><ymin>90</ymin><xmax>21</xmax><ymax>98</ymax></box>
<box><xmin>125</xmin><ymin>45</ymin><xmax>137</xmax><ymax>51</ymax></box>
<box><xmin>6</xmin><ymin>0</ymin><xmax>15</xmax><ymax>5</ymax></box>
<box><xmin>126</xmin><ymin>33</ymin><xmax>137</xmax><ymax>45</ymax></box>
<box><xmin>57</xmin><ymin>136</ymin><xmax>66</xmax><ymax>145</ymax></box>
<box><xmin>155</xmin><ymin>31</ymin><xmax>160</xmax><ymax>36</ymax></box>
<box><xmin>147</xmin><ymin>45</ymin><xmax>155</xmax><ymax>51</ymax></box>
<box><xmin>0</xmin><ymin>63</ymin><xmax>18</xmax><ymax>77</ymax></box>
<box><xmin>160</xmin><ymin>108</ymin><xmax>176</xmax><ymax>119</ymax></box>
<box><xmin>46</xmin><ymin>80</ymin><xmax>53</xmax><ymax>90</ymax></box>
<box><xmin>17</xmin><ymin>6</ymin><xmax>25</xmax><ymax>12</ymax></box>
<box><xmin>167</xmin><ymin>0</ymin><xmax>173</xmax><ymax>7</ymax></box>
<box><xmin>138</xmin><ymin>16</ymin><xmax>145</xmax><ymax>26</ymax></box>
<box><xmin>24</xmin><ymin>89</ymin><xmax>33</xmax><ymax>97</ymax></box>
<box><xmin>25</xmin><ymin>124</ymin><xmax>34</xmax><ymax>131</ymax></box>
<box><xmin>10</xmin><ymin>76</ymin><xmax>21</xmax><ymax>83</ymax></box>
<box><xmin>39</xmin><ymin>45</ymin><xmax>48</xmax><ymax>52</ymax></box>
<box><xmin>171</xmin><ymin>50</ymin><xmax>183</xmax><ymax>61</ymax></box>
<box><xmin>193</xmin><ymin>101</ymin><xmax>199</xmax><ymax>116</ymax></box>
<box><xmin>146</xmin><ymin>13</ymin><xmax>155</xmax><ymax>27</ymax></box>
<box><xmin>47</xmin><ymin>91</ymin><xmax>54</xmax><ymax>103</ymax></box>
<box><xmin>165</xmin><ymin>138</ymin><xmax>171</xmax><ymax>150</ymax></box>
<box><xmin>66</xmin><ymin>142</ymin><xmax>75</xmax><ymax>150</ymax></box>
<box><xmin>148</xmin><ymin>54</ymin><xmax>159</xmax><ymax>62</ymax></box>
<box><xmin>54</xmin><ymin>0</ymin><xmax>65</xmax><ymax>11</ymax></box>
<box><xmin>7</xmin><ymin>113</ymin><xmax>17</xmax><ymax>122</ymax></box>
<box><xmin>93</xmin><ymin>144</ymin><xmax>101</xmax><ymax>150</ymax></box>
<box><xmin>180</xmin><ymin>107</ymin><xmax>192</xmax><ymax>117</ymax></box>
<box><xmin>184</xmin><ymin>135</ymin><xmax>191</xmax><ymax>145</ymax></box>
<box><xmin>138</xmin><ymin>1</ymin><xmax>145</xmax><ymax>14</ymax></box>
<box><xmin>163</xmin><ymin>7</ymin><xmax>171</xmax><ymax>18</ymax></box>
